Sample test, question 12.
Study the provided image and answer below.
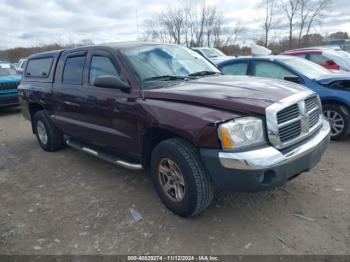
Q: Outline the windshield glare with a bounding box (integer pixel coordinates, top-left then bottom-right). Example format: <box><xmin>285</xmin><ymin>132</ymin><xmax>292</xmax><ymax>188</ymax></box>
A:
<box><xmin>0</xmin><ymin>64</ymin><xmax>17</xmax><ymax>77</ymax></box>
<box><xmin>120</xmin><ymin>45</ymin><xmax>220</xmax><ymax>86</ymax></box>
<box><xmin>283</xmin><ymin>57</ymin><xmax>330</xmax><ymax>79</ymax></box>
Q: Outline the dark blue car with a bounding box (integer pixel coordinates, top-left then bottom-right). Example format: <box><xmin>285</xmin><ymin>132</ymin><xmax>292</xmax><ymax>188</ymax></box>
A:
<box><xmin>0</xmin><ymin>62</ymin><xmax>21</xmax><ymax>108</ymax></box>
<box><xmin>217</xmin><ymin>56</ymin><xmax>350</xmax><ymax>140</ymax></box>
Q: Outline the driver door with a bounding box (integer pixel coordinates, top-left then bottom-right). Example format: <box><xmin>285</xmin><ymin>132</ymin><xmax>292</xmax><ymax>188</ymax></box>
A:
<box><xmin>82</xmin><ymin>49</ymin><xmax>140</xmax><ymax>155</ymax></box>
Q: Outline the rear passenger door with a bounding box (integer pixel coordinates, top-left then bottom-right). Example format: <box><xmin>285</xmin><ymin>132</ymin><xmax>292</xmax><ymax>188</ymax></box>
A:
<box><xmin>52</xmin><ymin>50</ymin><xmax>89</xmax><ymax>139</ymax></box>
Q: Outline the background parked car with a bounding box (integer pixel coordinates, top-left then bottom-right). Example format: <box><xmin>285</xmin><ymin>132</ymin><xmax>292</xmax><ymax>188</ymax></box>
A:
<box><xmin>217</xmin><ymin>55</ymin><xmax>350</xmax><ymax>140</ymax></box>
<box><xmin>0</xmin><ymin>62</ymin><xmax>21</xmax><ymax>108</ymax></box>
<box><xmin>191</xmin><ymin>47</ymin><xmax>232</xmax><ymax>63</ymax></box>
<box><xmin>281</xmin><ymin>48</ymin><xmax>350</xmax><ymax>72</ymax></box>
<box><xmin>17</xmin><ymin>58</ymin><xmax>27</xmax><ymax>74</ymax></box>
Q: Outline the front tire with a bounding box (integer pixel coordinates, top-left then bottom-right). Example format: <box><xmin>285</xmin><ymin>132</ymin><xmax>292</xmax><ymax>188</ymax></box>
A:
<box><xmin>33</xmin><ymin>111</ymin><xmax>65</xmax><ymax>151</ymax></box>
<box><xmin>150</xmin><ymin>138</ymin><xmax>214</xmax><ymax>217</ymax></box>
<box><xmin>323</xmin><ymin>104</ymin><xmax>350</xmax><ymax>141</ymax></box>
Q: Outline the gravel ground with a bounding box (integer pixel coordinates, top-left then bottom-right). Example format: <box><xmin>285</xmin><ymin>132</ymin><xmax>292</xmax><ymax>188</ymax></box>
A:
<box><xmin>0</xmin><ymin>107</ymin><xmax>349</xmax><ymax>255</ymax></box>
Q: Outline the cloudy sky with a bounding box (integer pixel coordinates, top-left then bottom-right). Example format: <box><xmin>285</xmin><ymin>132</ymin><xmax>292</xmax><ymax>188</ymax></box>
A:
<box><xmin>0</xmin><ymin>0</ymin><xmax>349</xmax><ymax>50</ymax></box>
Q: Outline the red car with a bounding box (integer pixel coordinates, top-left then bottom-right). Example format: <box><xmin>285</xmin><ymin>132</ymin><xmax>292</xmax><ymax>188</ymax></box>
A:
<box><xmin>281</xmin><ymin>49</ymin><xmax>340</xmax><ymax>70</ymax></box>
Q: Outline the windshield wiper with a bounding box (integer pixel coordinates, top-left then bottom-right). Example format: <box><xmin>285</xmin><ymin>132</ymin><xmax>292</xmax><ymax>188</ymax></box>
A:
<box><xmin>143</xmin><ymin>75</ymin><xmax>187</xmax><ymax>82</ymax></box>
<box><xmin>188</xmin><ymin>71</ymin><xmax>222</xmax><ymax>77</ymax></box>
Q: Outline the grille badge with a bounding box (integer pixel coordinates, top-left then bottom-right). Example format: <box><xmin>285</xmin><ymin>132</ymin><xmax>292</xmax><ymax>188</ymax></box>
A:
<box><xmin>299</xmin><ymin>101</ymin><xmax>310</xmax><ymax>134</ymax></box>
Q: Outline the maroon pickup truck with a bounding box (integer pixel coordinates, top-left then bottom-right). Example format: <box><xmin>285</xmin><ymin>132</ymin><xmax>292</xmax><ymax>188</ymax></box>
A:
<box><xmin>18</xmin><ymin>42</ymin><xmax>331</xmax><ymax>217</ymax></box>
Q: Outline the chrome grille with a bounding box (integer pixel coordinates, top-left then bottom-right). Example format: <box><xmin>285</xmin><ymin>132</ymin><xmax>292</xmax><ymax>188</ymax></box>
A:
<box><xmin>279</xmin><ymin>121</ymin><xmax>301</xmax><ymax>142</ymax></box>
<box><xmin>266</xmin><ymin>92</ymin><xmax>323</xmax><ymax>149</ymax></box>
<box><xmin>277</xmin><ymin>104</ymin><xmax>299</xmax><ymax>124</ymax></box>
<box><xmin>305</xmin><ymin>96</ymin><xmax>318</xmax><ymax>112</ymax></box>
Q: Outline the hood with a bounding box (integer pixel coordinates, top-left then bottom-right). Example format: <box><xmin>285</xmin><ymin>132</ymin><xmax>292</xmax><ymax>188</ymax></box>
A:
<box><xmin>0</xmin><ymin>75</ymin><xmax>21</xmax><ymax>84</ymax></box>
<box><xmin>316</xmin><ymin>72</ymin><xmax>350</xmax><ymax>85</ymax></box>
<box><xmin>144</xmin><ymin>75</ymin><xmax>309</xmax><ymax>115</ymax></box>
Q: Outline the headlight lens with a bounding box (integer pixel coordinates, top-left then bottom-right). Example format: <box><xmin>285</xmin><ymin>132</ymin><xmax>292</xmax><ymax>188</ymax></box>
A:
<box><xmin>218</xmin><ymin>117</ymin><xmax>265</xmax><ymax>150</ymax></box>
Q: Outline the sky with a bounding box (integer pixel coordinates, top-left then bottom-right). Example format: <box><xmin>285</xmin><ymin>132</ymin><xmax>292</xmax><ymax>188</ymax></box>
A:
<box><xmin>0</xmin><ymin>0</ymin><xmax>349</xmax><ymax>50</ymax></box>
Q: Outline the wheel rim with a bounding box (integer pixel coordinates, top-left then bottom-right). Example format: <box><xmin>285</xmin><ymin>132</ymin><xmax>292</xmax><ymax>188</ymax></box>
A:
<box><xmin>324</xmin><ymin>110</ymin><xmax>345</xmax><ymax>137</ymax></box>
<box><xmin>37</xmin><ymin>121</ymin><xmax>48</xmax><ymax>145</ymax></box>
<box><xmin>158</xmin><ymin>158</ymin><xmax>185</xmax><ymax>202</ymax></box>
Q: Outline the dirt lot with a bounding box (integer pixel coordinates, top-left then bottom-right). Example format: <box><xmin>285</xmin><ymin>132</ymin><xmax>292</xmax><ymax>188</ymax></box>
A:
<box><xmin>0</xmin><ymin>107</ymin><xmax>349</xmax><ymax>255</ymax></box>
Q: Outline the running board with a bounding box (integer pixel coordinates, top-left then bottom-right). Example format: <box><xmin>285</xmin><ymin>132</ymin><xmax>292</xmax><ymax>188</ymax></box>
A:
<box><xmin>66</xmin><ymin>139</ymin><xmax>143</xmax><ymax>171</ymax></box>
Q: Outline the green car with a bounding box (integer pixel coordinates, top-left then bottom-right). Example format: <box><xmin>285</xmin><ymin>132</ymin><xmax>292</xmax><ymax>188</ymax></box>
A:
<box><xmin>0</xmin><ymin>63</ymin><xmax>21</xmax><ymax>108</ymax></box>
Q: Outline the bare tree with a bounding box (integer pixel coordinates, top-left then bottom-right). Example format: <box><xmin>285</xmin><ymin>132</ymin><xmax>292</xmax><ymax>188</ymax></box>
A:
<box><xmin>142</xmin><ymin>3</ymin><xmax>238</xmax><ymax>48</ymax></box>
<box><xmin>297</xmin><ymin>0</ymin><xmax>332</xmax><ymax>46</ymax></box>
<box><xmin>279</xmin><ymin>0</ymin><xmax>301</xmax><ymax>49</ymax></box>
<box><xmin>213</xmin><ymin>23</ymin><xmax>242</xmax><ymax>47</ymax></box>
<box><xmin>304</xmin><ymin>0</ymin><xmax>332</xmax><ymax>36</ymax></box>
<box><xmin>258</xmin><ymin>0</ymin><xmax>277</xmax><ymax>47</ymax></box>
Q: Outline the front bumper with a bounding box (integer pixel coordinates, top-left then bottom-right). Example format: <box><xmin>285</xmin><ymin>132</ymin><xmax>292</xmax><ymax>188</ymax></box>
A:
<box><xmin>200</xmin><ymin>119</ymin><xmax>331</xmax><ymax>192</ymax></box>
<box><xmin>0</xmin><ymin>92</ymin><xmax>19</xmax><ymax>108</ymax></box>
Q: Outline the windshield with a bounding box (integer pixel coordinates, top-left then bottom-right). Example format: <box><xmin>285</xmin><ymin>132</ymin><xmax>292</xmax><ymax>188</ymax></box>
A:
<box><xmin>0</xmin><ymin>64</ymin><xmax>17</xmax><ymax>77</ymax></box>
<box><xmin>120</xmin><ymin>44</ymin><xmax>220</xmax><ymax>88</ymax></box>
<box><xmin>201</xmin><ymin>48</ymin><xmax>225</xmax><ymax>58</ymax></box>
<box><xmin>282</xmin><ymin>57</ymin><xmax>331</xmax><ymax>79</ymax></box>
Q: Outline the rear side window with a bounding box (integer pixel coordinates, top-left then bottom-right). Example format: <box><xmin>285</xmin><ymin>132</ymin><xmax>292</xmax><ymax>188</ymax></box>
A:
<box><xmin>89</xmin><ymin>56</ymin><xmax>120</xmax><ymax>85</ymax></box>
<box><xmin>63</xmin><ymin>56</ymin><xmax>86</xmax><ymax>85</ymax></box>
<box><xmin>26</xmin><ymin>57</ymin><xmax>53</xmax><ymax>78</ymax></box>
<box><xmin>220</xmin><ymin>62</ymin><xmax>248</xmax><ymax>75</ymax></box>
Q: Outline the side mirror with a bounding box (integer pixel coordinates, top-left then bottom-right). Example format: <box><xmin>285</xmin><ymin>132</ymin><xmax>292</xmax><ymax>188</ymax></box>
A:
<box><xmin>94</xmin><ymin>75</ymin><xmax>130</xmax><ymax>90</ymax></box>
<box><xmin>284</xmin><ymin>75</ymin><xmax>302</xmax><ymax>84</ymax></box>
<box><xmin>326</xmin><ymin>59</ymin><xmax>336</xmax><ymax>65</ymax></box>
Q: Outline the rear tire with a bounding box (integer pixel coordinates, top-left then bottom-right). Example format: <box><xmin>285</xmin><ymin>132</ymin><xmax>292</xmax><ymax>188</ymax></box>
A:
<box><xmin>150</xmin><ymin>138</ymin><xmax>214</xmax><ymax>217</ymax></box>
<box><xmin>33</xmin><ymin>111</ymin><xmax>65</xmax><ymax>151</ymax></box>
<box><xmin>323</xmin><ymin>104</ymin><xmax>350</xmax><ymax>141</ymax></box>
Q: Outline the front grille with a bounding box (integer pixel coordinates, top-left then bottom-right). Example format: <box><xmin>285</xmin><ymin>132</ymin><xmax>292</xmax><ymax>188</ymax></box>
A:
<box><xmin>0</xmin><ymin>81</ymin><xmax>20</xmax><ymax>91</ymax></box>
<box><xmin>279</xmin><ymin>121</ymin><xmax>301</xmax><ymax>142</ymax></box>
<box><xmin>266</xmin><ymin>93</ymin><xmax>322</xmax><ymax>149</ymax></box>
<box><xmin>277</xmin><ymin>104</ymin><xmax>299</xmax><ymax>124</ymax></box>
<box><xmin>305</xmin><ymin>96</ymin><xmax>318</xmax><ymax>112</ymax></box>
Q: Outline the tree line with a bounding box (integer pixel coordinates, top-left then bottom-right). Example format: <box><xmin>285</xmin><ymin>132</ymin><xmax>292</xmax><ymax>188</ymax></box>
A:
<box><xmin>1</xmin><ymin>0</ymin><xmax>348</xmax><ymax>63</ymax></box>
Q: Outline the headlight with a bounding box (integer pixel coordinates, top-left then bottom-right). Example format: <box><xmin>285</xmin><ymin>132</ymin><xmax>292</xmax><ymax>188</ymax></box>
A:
<box><xmin>218</xmin><ymin>117</ymin><xmax>265</xmax><ymax>150</ymax></box>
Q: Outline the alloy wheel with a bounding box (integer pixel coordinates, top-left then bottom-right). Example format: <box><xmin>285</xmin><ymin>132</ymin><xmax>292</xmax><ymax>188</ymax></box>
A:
<box><xmin>324</xmin><ymin>110</ymin><xmax>345</xmax><ymax>137</ymax></box>
<box><xmin>37</xmin><ymin>120</ymin><xmax>48</xmax><ymax>145</ymax></box>
<box><xmin>158</xmin><ymin>158</ymin><xmax>186</xmax><ymax>202</ymax></box>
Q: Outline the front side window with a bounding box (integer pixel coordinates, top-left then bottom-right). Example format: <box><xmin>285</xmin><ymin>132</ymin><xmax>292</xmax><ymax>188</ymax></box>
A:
<box><xmin>89</xmin><ymin>56</ymin><xmax>120</xmax><ymax>85</ymax></box>
<box><xmin>252</xmin><ymin>61</ymin><xmax>296</xmax><ymax>80</ymax></box>
<box><xmin>62</xmin><ymin>56</ymin><xmax>86</xmax><ymax>85</ymax></box>
<box><xmin>220</xmin><ymin>62</ymin><xmax>248</xmax><ymax>75</ymax></box>
<box><xmin>26</xmin><ymin>57</ymin><xmax>53</xmax><ymax>78</ymax></box>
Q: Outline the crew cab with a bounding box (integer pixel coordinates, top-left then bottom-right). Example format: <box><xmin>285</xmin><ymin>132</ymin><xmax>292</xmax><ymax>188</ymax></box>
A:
<box><xmin>18</xmin><ymin>43</ymin><xmax>331</xmax><ymax>217</ymax></box>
